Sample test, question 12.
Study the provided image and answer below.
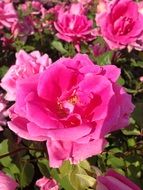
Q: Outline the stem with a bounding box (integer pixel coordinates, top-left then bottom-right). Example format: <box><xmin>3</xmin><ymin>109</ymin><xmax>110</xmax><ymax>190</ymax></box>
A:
<box><xmin>0</xmin><ymin>147</ymin><xmax>44</xmax><ymax>159</ymax></box>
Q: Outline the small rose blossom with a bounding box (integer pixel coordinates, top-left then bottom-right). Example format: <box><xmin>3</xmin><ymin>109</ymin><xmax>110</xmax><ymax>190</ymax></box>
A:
<box><xmin>1</xmin><ymin>50</ymin><xmax>52</xmax><ymax>101</ymax></box>
<box><xmin>0</xmin><ymin>1</ymin><xmax>18</xmax><ymax>29</ymax></box>
<box><xmin>54</xmin><ymin>3</ymin><xmax>95</xmax><ymax>51</ymax></box>
<box><xmin>96</xmin><ymin>169</ymin><xmax>141</xmax><ymax>190</ymax></box>
<box><xmin>8</xmin><ymin>54</ymin><xmax>134</xmax><ymax>168</ymax></box>
<box><xmin>36</xmin><ymin>177</ymin><xmax>58</xmax><ymax>190</ymax></box>
<box><xmin>92</xmin><ymin>43</ymin><xmax>110</xmax><ymax>57</ymax></box>
<box><xmin>96</xmin><ymin>0</ymin><xmax>143</xmax><ymax>50</ymax></box>
<box><xmin>11</xmin><ymin>17</ymin><xmax>34</xmax><ymax>42</ymax></box>
<box><xmin>0</xmin><ymin>171</ymin><xmax>18</xmax><ymax>190</ymax></box>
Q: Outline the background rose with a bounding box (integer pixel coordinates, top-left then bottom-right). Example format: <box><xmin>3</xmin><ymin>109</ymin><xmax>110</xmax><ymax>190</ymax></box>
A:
<box><xmin>8</xmin><ymin>54</ymin><xmax>134</xmax><ymax>167</ymax></box>
<box><xmin>0</xmin><ymin>171</ymin><xmax>18</xmax><ymax>190</ymax></box>
<box><xmin>77</xmin><ymin>0</ymin><xmax>92</xmax><ymax>5</ymax></box>
<box><xmin>0</xmin><ymin>1</ymin><xmax>18</xmax><ymax>29</ymax></box>
<box><xmin>96</xmin><ymin>169</ymin><xmax>141</xmax><ymax>190</ymax></box>
<box><xmin>96</xmin><ymin>0</ymin><xmax>143</xmax><ymax>50</ymax></box>
<box><xmin>36</xmin><ymin>177</ymin><xmax>59</xmax><ymax>190</ymax></box>
<box><xmin>1</xmin><ymin>50</ymin><xmax>52</xmax><ymax>101</ymax></box>
<box><xmin>54</xmin><ymin>3</ymin><xmax>95</xmax><ymax>51</ymax></box>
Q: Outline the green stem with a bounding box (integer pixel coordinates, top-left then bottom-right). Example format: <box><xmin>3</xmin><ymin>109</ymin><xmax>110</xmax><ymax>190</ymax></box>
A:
<box><xmin>0</xmin><ymin>147</ymin><xmax>44</xmax><ymax>159</ymax></box>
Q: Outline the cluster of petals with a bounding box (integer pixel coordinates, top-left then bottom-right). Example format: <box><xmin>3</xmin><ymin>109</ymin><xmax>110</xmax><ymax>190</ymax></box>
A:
<box><xmin>54</xmin><ymin>3</ymin><xmax>95</xmax><ymax>51</ymax></box>
<box><xmin>96</xmin><ymin>169</ymin><xmax>141</xmax><ymax>190</ymax></box>
<box><xmin>0</xmin><ymin>1</ymin><xmax>18</xmax><ymax>29</ymax></box>
<box><xmin>36</xmin><ymin>177</ymin><xmax>59</xmax><ymax>190</ymax></box>
<box><xmin>96</xmin><ymin>0</ymin><xmax>143</xmax><ymax>50</ymax></box>
<box><xmin>1</xmin><ymin>50</ymin><xmax>52</xmax><ymax>101</ymax></box>
<box><xmin>0</xmin><ymin>171</ymin><xmax>18</xmax><ymax>190</ymax></box>
<box><xmin>7</xmin><ymin>53</ymin><xmax>134</xmax><ymax>168</ymax></box>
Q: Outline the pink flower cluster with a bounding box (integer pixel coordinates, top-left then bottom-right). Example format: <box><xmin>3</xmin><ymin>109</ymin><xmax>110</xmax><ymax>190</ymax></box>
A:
<box><xmin>2</xmin><ymin>53</ymin><xmax>134</xmax><ymax>168</ymax></box>
<box><xmin>96</xmin><ymin>0</ymin><xmax>143</xmax><ymax>50</ymax></box>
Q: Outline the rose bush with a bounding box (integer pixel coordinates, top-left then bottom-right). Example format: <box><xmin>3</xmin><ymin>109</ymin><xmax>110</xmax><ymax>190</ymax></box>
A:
<box><xmin>96</xmin><ymin>0</ymin><xmax>143</xmax><ymax>50</ymax></box>
<box><xmin>7</xmin><ymin>53</ymin><xmax>134</xmax><ymax>167</ymax></box>
<box><xmin>96</xmin><ymin>169</ymin><xmax>141</xmax><ymax>190</ymax></box>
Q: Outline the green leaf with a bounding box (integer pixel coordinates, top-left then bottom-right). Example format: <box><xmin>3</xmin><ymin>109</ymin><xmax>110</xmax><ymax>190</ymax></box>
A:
<box><xmin>20</xmin><ymin>162</ymin><xmax>34</xmax><ymax>188</ymax></box>
<box><xmin>118</xmin><ymin>76</ymin><xmax>125</xmax><ymax>85</ymax></box>
<box><xmin>59</xmin><ymin>160</ymin><xmax>72</xmax><ymax>178</ymax></box>
<box><xmin>70</xmin><ymin>168</ymin><xmax>96</xmax><ymax>190</ymax></box>
<box><xmin>0</xmin><ymin>65</ymin><xmax>8</xmax><ymax>78</ymax></box>
<box><xmin>38</xmin><ymin>158</ymin><xmax>50</xmax><ymax>177</ymax></box>
<box><xmin>0</xmin><ymin>139</ymin><xmax>12</xmax><ymax>167</ymax></box>
<box><xmin>79</xmin><ymin>160</ymin><xmax>92</xmax><ymax>172</ymax></box>
<box><xmin>107</xmin><ymin>157</ymin><xmax>124</xmax><ymax>168</ymax></box>
<box><xmin>132</xmin><ymin>103</ymin><xmax>143</xmax><ymax>127</ymax></box>
<box><xmin>60</xmin><ymin>175</ymin><xmax>76</xmax><ymax>190</ymax></box>
<box><xmin>95</xmin><ymin>51</ymin><xmax>113</xmax><ymax>65</ymax></box>
<box><xmin>69</xmin><ymin>165</ymin><xmax>96</xmax><ymax>190</ymax></box>
<box><xmin>127</xmin><ymin>138</ymin><xmax>136</xmax><ymax>147</ymax></box>
<box><xmin>52</xmin><ymin>40</ymin><xmax>67</xmax><ymax>54</ymax></box>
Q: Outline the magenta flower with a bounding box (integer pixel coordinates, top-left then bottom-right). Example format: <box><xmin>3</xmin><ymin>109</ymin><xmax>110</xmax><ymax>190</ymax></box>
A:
<box><xmin>96</xmin><ymin>169</ymin><xmax>141</xmax><ymax>190</ymax></box>
<box><xmin>0</xmin><ymin>171</ymin><xmax>18</xmax><ymax>190</ymax></box>
<box><xmin>96</xmin><ymin>0</ymin><xmax>143</xmax><ymax>50</ymax></box>
<box><xmin>8</xmin><ymin>54</ymin><xmax>134</xmax><ymax>167</ymax></box>
<box><xmin>36</xmin><ymin>177</ymin><xmax>59</xmax><ymax>190</ymax></box>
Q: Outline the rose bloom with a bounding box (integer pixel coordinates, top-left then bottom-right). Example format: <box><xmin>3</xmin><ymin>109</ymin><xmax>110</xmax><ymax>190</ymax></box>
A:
<box><xmin>1</xmin><ymin>50</ymin><xmax>51</xmax><ymax>101</ymax></box>
<box><xmin>11</xmin><ymin>16</ymin><xmax>34</xmax><ymax>42</ymax></box>
<box><xmin>54</xmin><ymin>3</ymin><xmax>95</xmax><ymax>51</ymax></box>
<box><xmin>36</xmin><ymin>177</ymin><xmax>58</xmax><ymax>190</ymax></box>
<box><xmin>8</xmin><ymin>54</ymin><xmax>134</xmax><ymax>167</ymax></box>
<box><xmin>77</xmin><ymin>0</ymin><xmax>92</xmax><ymax>5</ymax></box>
<box><xmin>96</xmin><ymin>0</ymin><xmax>143</xmax><ymax>50</ymax></box>
<box><xmin>0</xmin><ymin>1</ymin><xmax>18</xmax><ymax>29</ymax></box>
<box><xmin>96</xmin><ymin>169</ymin><xmax>141</xmax><ymax>190</ymax></box>
<box><xmin>0</xmin><ymin>171</ymin><xmax>18</xmax><ymax>190</ymax></box>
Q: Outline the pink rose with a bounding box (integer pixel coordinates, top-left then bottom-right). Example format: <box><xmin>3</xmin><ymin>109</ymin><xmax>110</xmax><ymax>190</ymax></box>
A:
<box><xmin>8</xmin><ymin>54</ymin><xmax>134</xmax><ymax>167</ymax></box>
<box><xmin>1</xmin><ymin>50</ymin><xmax>52</xmax><ymax>101</ymax></box>
<box><xmin>96</xmin><ymin>169</ymin><xmax>141</xmax><ymax>190</ymax></box>
<box><xmin>96</xmin><ymin>0</ymin><xmax>143</xmax><ymax>50</ymax></box>
<box><xmin>0</xmin><ymin>171</ymin><xmax>18</xmax><ymax>190</ymax></box>
<box><xmin>11</xmin><ymin>17</ymin><xmax>34</xmax><ymax>42</ymax></box>
<box><xmin>54</xmin><ymin>3</ymin><xmax>95</xmax><ymax>51</ymax></box>
<box><xmin>0</xmin><ymin>1</ymin><xmax>18</xmax><ymax>29</ymax></box>
<box><xmin>36</xmin><ymin>177</ymin><xmax>58</xmax><ymax>190</ymax></box>
<box><xmin>77</xmin><ymin>0</ymin><xmax>92</xmax><ymax>5</ymax></box>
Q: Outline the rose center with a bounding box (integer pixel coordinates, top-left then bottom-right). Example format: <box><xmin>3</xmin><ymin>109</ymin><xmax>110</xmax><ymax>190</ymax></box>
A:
<box><xmin>57</xmin><ymin>95</ymin><xmax>78</xmax><ymax>118</ymax></box>
<box><xmin>114</xmin><ymin>16</ymin><xmax>134</xmax><ymax>35</ymax></box>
